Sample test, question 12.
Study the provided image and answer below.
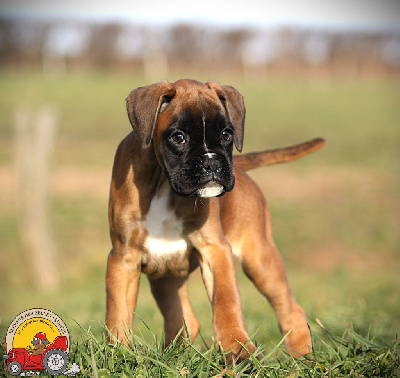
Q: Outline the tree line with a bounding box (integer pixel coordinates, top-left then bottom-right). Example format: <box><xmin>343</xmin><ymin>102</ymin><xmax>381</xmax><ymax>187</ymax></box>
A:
<box><xmin>1</xmin><ymin>17</ymin><xmax>399</xmax><ymax>79</ymax></box>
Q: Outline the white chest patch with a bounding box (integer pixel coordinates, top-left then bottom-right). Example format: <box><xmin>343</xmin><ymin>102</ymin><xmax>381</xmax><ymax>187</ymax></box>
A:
<box><xmin>144</xmin><ymin>183</ymin><xmax>188</xmax><ymax>256</ymax></box>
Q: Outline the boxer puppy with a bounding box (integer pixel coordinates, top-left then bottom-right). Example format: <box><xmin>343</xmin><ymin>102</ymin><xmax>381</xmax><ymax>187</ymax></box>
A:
<box><xmin>106</xmin><ymin>79</ymin><xmax>324</xmax><ymax>362</ymax></box>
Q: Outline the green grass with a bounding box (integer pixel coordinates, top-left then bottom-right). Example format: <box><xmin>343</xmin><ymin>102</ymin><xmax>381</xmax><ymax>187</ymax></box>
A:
<box><xmin>0</xmin><ymin>70</ymin><xmax>399</xmax><ymax>375</ymax></box>
<box><xmin>50</xmin><ymin>322</ymin><xmax>400</xmax><ymax>377</ymax></box>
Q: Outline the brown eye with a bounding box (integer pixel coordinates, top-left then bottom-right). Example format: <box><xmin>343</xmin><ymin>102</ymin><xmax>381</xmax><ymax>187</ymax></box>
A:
<box><xmin>171</xmin><ymin>132</ymin><xmax>186</xmax><ymax>144</ymax></box>
<box><xmin>221</xmin><ymin>129</ymin><xmax>232</xmax><ymax>141</ymax></box>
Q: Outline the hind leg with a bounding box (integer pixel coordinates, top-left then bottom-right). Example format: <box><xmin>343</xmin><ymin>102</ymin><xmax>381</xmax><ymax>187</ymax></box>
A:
<box><xmin>240</xmin><ymin>237</ymin><xmax>312</xmax><ymax>357</ymax></box>
<box><xmin>149</xmin><ymin>276</ymin><xmax>200</xmax><ymax>346</ymax></box>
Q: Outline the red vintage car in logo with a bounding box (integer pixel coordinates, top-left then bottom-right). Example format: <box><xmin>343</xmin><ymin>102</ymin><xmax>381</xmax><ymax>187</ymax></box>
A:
<box><xmin>3</xmin><ymin>333</ymin><xmax>69</xmax><ymax>376</ymax></box>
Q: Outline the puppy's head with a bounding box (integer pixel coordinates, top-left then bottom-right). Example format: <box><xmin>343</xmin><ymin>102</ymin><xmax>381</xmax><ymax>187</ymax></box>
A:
<box><xmin>125</xmin><ymin>79</ymin><xmax>245</xmax><ymax>198</ymax></box>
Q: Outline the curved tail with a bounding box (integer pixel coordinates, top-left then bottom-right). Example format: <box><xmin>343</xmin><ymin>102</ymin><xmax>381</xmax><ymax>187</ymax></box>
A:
<box><xmin>233</xmin><ymin>138</ymin><xmax>325</xmax><ymax>171</ymax></box>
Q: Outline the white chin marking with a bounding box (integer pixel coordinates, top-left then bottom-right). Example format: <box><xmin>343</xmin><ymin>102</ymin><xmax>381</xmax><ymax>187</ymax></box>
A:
<box><xmin>197</xmin><ymin>182</ymin><xmax>223</xmax><ymax>198</ymax></box>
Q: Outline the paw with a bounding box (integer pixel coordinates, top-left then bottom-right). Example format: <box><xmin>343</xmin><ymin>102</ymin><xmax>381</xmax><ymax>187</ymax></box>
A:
<box><xmin>285</xmin><ymin>329</ymin><xmax>312</xmax><ymax>358</ymax></box>
<box><xmin>221</xmin><ymin>340</ymin><xmax>262</xmax><ymax>364</ymax></box>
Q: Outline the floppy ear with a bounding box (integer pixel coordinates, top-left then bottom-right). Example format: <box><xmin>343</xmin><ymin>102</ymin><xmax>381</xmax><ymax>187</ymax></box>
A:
<box><xmin>126</xmin><ymin>80</ymin><xmax>176</xmax><ymax>148</ymax></box>
<box><xmin>207</xmin><ymin>82</ymin><xmax>245</xmax><ymax>152</ymax></box>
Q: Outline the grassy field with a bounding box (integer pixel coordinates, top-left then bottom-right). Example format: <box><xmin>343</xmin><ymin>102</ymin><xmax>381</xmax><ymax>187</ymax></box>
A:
<box><xmin>0</xmin><ymin>70</ymin><xmax>399</xmax><ymax>376</ymax></box>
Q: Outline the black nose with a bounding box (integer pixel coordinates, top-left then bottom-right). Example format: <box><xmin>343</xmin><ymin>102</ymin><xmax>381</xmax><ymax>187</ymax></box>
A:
<box><xmin>202</xmin><ymin>153</ymin><xmax>221</xmax><ymax>173</ymax></box>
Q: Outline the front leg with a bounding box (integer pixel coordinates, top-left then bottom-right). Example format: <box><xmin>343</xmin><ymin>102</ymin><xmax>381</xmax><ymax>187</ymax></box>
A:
<box><xmin>199</xmin><ymin>243</ymin><xmax>257</xmax><ymax>361</ymax></box>
<box><xmin>178</xmin><ymin>195</ymin><xmax>261</xmax><ymax>362</ymax></box>
<box><xmin>106</xmin><ymin>247</ymin><xmax>141</xmax><ymax>344</ymax></box>
<box><xmin>187</xmin><ymin>233</ymin><xmax>261</xmax><ymax>363</ymax></box>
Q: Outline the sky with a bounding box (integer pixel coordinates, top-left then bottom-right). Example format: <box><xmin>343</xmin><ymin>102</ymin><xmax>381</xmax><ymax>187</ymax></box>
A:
<box><xmin>1</xmin><ymin>0</ymin><xmax>400</xmax><ymax>30</ymax></box>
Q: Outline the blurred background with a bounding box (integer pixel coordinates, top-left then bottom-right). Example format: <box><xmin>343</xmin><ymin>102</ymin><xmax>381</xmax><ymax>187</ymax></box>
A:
<box><xmin>0</xmin><ymin>0</ymin><xmax>399</xmax><ymax>351</ymax></box>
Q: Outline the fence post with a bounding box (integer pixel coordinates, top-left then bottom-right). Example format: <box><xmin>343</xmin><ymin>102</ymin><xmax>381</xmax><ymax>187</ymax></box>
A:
<box><xmin>15</xmin><ymin>106</ymin><xmax>60</xmax><ymax>289</ymax></box>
